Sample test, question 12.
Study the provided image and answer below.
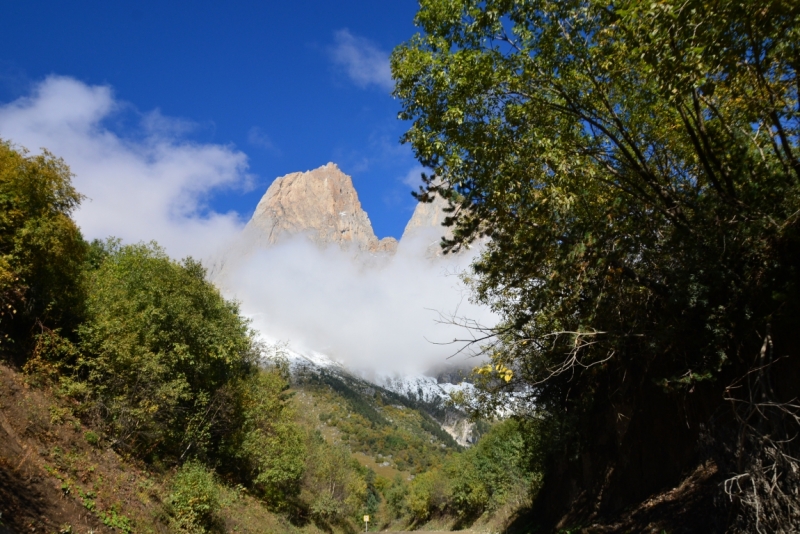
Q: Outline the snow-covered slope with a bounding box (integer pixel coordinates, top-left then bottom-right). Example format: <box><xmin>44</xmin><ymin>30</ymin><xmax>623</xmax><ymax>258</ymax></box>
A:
<box><xmin>281</xmin><ymin>345</ymin><xmax>345</xmax><ymax>372</ymax></box>
<box><xmin>373</xmin><ymin>372</ymin><xmax>474</xmax><ymax>405</ymax></box>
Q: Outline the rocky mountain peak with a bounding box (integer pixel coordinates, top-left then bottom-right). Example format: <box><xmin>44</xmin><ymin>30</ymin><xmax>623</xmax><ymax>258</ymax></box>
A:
<box><xmin>402</xmin><ymin>194</ymin><xmax>450</xmax><ymax>239</ymax></box>
<box><xmin>244</xmin><ymin>163</ymin><xmax>398</xmax><ymax>254</ymax></box>
<box><xmin>400</xmin><ymin>194</ymin><xmax>455</xmax><ymax>257</ymax></box>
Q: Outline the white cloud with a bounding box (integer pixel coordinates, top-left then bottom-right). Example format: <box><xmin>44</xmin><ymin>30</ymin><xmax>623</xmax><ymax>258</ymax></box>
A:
<box><xmin>330</xmin><ymin>29</ymin><xmax>394</xmax><ymax>91</ymax></box>
<box><xmin>0</xmin><ymin>76</ymin><xmax>249</xmax><ymax>260</ymax></box>
<box><xmin>141</xmin><ymin>108</ymin><xmax>198</xmax><ymax>137</ymax></box>
<box><xmin>216</xmin><ymin>234</ymin><xmax>495</xmax><ymax>375</ymax></box>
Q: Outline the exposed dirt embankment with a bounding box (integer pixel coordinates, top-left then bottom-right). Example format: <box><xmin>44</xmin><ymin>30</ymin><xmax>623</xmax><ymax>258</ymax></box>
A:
<box><xmin>0</xmin><ymin>363</ymin><xmax>168</xmax><ymax>533</ymax></box>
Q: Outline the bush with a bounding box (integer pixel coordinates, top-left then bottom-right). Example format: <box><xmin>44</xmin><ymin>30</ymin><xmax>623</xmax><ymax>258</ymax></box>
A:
<box><xmin>407</xmin><ymin>469</ymin><xmax>450</xmax><ymax>522</ymax></box>
<box><xmin>75</xmin><ymin>241</ymin><xmax>257</xmax><ymax>462</ymax></box>
<box><xmin>168</xmin><ymin>461</ymin><xmax>220</xmax><ymax>533</ymax></box>
<box><xmin>83</xmin><ymin>430</ymin><xmax>99</xmax><ymax>446</ymax></box>
<box><xmin>384</xmin><ymin>474</ymin><xmax>409</xmax><ymax>518</ymax></box>
<box><xmin>236</xmin><ymin>364</ymin><xmax>306</xmax><ymax>507</ymax></box>
<box><xmin>301</xmin><ymin>434</ymin><xmax>367</xmax><ymax>523</ymax></box>
<box><xmin>446</xmin><ymin>419</ymin><xmax>534</xmax><ymax>517</ymax></box>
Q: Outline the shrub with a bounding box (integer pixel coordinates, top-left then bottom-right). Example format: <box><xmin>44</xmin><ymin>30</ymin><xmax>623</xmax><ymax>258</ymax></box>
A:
<box><xmin>407</xmin><ymin>469</ymin><xmax>450</xmax><ymax>522</ymax></box>
<box><xmin>167</xmin><ymin>461</ymin><xmax>220</xmax><ymax>533</ymax></box>
<box><xmin>384</xmin><ymin>474</ymin><xmax>409</xmax><ymax>518</ymax></box>
<box><xmin>83</xmin><ymin>430</ymin><xmax>99</xmax><ymax>446</ymax></box>
<box><xmin>446</xmin><ymin>419</ymin><xmax>533</xmax><ymax>517</ymax></box>
<box><xmin>75</xmin><ymin>242</ymin><xmax>257</xmax><ymax>462</ymax></box>
<box><xmin>301</xmin><ymin>435</ymin><xmax>367</xmax><ymax>523</ymax></box>
<box><xmin>236</xmin><ymin>365</ymin><xmax>306</xmax><ymax>507</ymax></box>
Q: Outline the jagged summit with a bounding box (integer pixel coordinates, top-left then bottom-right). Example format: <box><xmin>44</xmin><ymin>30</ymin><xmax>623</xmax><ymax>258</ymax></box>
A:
<box><xmin>243</xmin><ymin>163</ymin><xmax>398</xmax><ymax>254</ymax></box>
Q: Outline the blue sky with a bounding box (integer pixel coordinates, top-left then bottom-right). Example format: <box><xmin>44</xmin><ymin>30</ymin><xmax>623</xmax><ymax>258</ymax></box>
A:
<box><xmin>0</xmin><ymin>0</ymin><xmax>424</xmax><ymax>243</ymax></box>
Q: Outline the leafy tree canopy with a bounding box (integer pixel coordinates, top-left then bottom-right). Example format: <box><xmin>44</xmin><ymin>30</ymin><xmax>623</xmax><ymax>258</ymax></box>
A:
<box><xmin>0</xmin><ymin>141</ymin><xmax>87</xmax><ymax>356</ymax></box>
<box><xmin>393</xmin><ymin>0</ymin><xmax>799</xmax><ymax>407</ymax></box>
<box><xmin>74</xmin><ymin>241</ymin><xmax>258</xmax><ymax>461</ymax></box>
<box><xmin>393</xmin><ymin>1</ymin><xmax>800</xmax><ymax>527</ymax></box>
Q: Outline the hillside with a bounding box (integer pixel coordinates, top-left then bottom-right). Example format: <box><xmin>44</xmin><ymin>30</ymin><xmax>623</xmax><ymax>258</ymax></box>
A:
<box><xmin>285</xmin><ymin>346</ymin><xmax>486</xmax><ymax>448</ymax></box>
<box><xmin>0</xmin><ymin>355</ymin><xmax>519</xmax><ymax>534</ymax></box>
<box><xmin>0</xmin><ymin>362</ymin><xmax>315</xmax><ymax>534</ymax></box>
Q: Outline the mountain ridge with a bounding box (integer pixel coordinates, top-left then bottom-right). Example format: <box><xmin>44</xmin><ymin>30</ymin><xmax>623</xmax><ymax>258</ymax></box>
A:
<box><xmin>244</xmin><ymin>162</ymin><xmax>455</xmax><ymax>255</ymax></box>
<box><xmin>278</xmin><ymin>344</ymin><xmax>483</xmax><ymax>447</ymax></box>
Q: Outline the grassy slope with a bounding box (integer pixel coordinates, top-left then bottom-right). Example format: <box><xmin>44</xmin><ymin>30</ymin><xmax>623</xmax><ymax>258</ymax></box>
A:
<box><xmin>293</xmin><ymin>368</ymin><xmax>461</xmax><ymax>472</ymax></box>
<box><xmin>0</xmin><ymin>363</ymin><xmax>357</xmax><ymax>533</ymax></box>
<box><xmin>0</xmin><ymin>361</ymin><xmax>483</xmax><ymax>533</ymax></box>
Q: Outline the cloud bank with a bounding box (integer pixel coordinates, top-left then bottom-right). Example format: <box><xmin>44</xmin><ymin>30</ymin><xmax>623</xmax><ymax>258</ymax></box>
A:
<box><xmin>330</xmin><ymin>29</ymin><xmax>394</xmax><ymax>91</ymax></box>
<box><xmin>217</xmin><ymin>231</ymin><xmax>494</xmax><ymax>375</ymax></box>
<box><xmin>0</xmin><ymin>76</ymin><xmax>249</xmax><ymax>259</ymax></box>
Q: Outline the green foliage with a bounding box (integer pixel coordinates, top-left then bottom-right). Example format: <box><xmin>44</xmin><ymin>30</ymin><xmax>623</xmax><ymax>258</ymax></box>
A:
<box><xmin>83</xmin><ymin>430</ymin><xmax>99</xmax><ymax>446</ymax></box>
<box><xmin>0</xmin><ymin>141</ymin><xmax>87</xmax><ymax>359</ymax></box>
<box><xmin>237</xmin><ymin>365</ymin><xmax>306</xmax><ymax>507</ymax></box>
<box><xmin>301</xmin><ymin>370</ymin><xmax>458</xmax><ymax>473</ymax></box>
<box><xmin>393</xmin><ymin>0</ymin><xmax>800</xmax><ymax>385</ymax></box>
<box><xmin>362</xmin><ymin>468</ymin><xmax>381</xmax><ymax>518</ymax></box>
<box><xmin>393</xmin><ymin>1</ymin><xmax>800</xmax><ymax>528</ymax></box>
<box><xmin>167</xmin><ymin>461</ymin><xmax>221</xmax><ymax>533</ymax></box>
<box><xmin>99</xmin><ymin>508</ymin><xmax>133</xmax><ymax>534</ymax></box>
<box><xmin>74</xmin><ymin>241</ymin><xmax>257</xmax><ymax>462</ymax></box>
<box><xmin>407</xmin><ymin>469</ymin><xmax>450</xmax><ymax>522</ymax></box>
<box><xmin>394</xmin><ymin>0</ymin><xmax>800</xmax><ymax>457</ymax></box>
<box><xmin>301</xmin><ymin>433</ymin><xmax>367</xmax><ymax>523</ymax></box>
<box><xmin>380</xmin><ymin>419</ymin><xmax>535</xmax><ymax>525</ymax></box>
<box><xmin>384</xmin><ymin>474</ymin><xmax>409</xmax><ymax>519</ymax></box>
<box><xmin>446</xmin><ymin>419</ymin><xmax>535</xmax><ymax>517</ymax></box>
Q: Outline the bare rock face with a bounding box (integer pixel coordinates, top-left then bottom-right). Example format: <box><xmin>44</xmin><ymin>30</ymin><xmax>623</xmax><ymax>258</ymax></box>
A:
<box><xmin>244</xmin><ymin>163</ymin><xmax>397</xmax><ymax>254</ymax></box>
<box><xmin>401</xmin><ymin>194</ymin><xmax>453</xmax><ymax>240</ymax></box>
<box><xmin>400</xmin><ymin>194</ymin><xmax>454</xmax><ymax>257</ymax></box>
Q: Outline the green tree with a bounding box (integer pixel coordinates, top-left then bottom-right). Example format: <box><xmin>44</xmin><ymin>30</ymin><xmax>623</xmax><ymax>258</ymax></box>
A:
<box><xmin>447</xmin><ymin>419</ymin><xmax>533</xmax><ymax>519</ymax></box>
<box><xmin>75</xmin><ymin>241</ymin><xmax>257</xmax><ymax>462</ymax></box>
<box><xmin>406</xmin><ymin>469</ymin><xmax>450</xmax><ymax>523</ymax></box>
<box><xmin>235</xmin><ymin>360</ymin><xmax>306</xmax><ymax>507</ymax></box>
<box><xmin>301</xmin><ymin>433</ymin><xmax>367</xmax><ymax>524</ymax></box>
<box><xmin>393</xmin><ymin>0</ymin><xmax>800</xmax><ymax>529</ymax></box>
<box><xmin>167</xmin><ymin>460</ymin><xmax>222</xmax><ymax>533</ymax></box>
<box><xmin>384</xmin><ymin>474</ymin><xmax>409</xmax><ymax>519</ymax></box>
<box><xmin>0</xmin><ymin>141</ymin><xmax>87</xmax><ymax>360</ymax></box>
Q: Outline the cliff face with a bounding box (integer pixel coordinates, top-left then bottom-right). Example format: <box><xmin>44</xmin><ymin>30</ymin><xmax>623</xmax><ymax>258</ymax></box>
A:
<box><xmin>244</xmin><ymin>163</ymin><xmax>398</xmax><ymax>254</ymax></box>
<box><xmin>400</xmin><ymin>194</ymin><xmax>454</xmax><ymax>257</ymax></box>
<box><xmin>401</xmin><ymin>194</ymin><xmax>452</xmax><ymax>240</ymax></box>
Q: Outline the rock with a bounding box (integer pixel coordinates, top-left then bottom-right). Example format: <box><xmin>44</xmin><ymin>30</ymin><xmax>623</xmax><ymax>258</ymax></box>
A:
<box><xmin>243</xmin><ymin>162</ymin><xmax>397</xmax><ymax>254</ymax></box>
<box><xmin>400</xmin><ymin>194</ymin><xmax>455</xmax><ymax>258</ymax></box>
<box><xmin>401</xmin><ymin>193</ymin><xmax>452</xmax><ymax>241</ymax></box>
<box><xmin>209</xmin><ymin>163</ymin><xmax>468</xmax><ymax>284</ymax></box>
